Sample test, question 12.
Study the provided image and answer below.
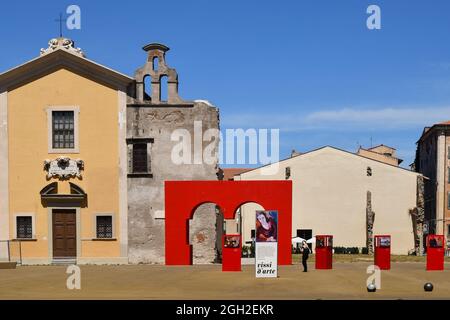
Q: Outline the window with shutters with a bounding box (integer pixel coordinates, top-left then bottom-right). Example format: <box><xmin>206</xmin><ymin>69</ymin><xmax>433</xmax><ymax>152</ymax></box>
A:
<box><xmin>126</xmin><ymin>138</ymin><xmax>153</xmax><ymax>177</ymax></box>
<box><xmin>96</xmin><ymin>216</ymin><xmax>113</xmax><ymax>239</ymax></box>
<box><xmin>48</xmin><ymin>107</ymin><xmax>79</xmax><ymax>153</ymax></box>
<box><xmin>132</xmin><ymin>143</ymin><xmax>148</xmax><ymax>173</ymax></box>
<box><xmin>16</xmin><ymin>216</ymin><xmax>32</xmax><ymax>239</ymax></box>
<box><xmin>52</xmin><ymin>111</ymin><xmax>74</xmax><ymax>149</ymax></box>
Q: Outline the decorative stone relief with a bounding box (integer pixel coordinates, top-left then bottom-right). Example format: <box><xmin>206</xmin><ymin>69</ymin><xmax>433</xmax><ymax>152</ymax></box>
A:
<box><xmin>43</xmin><ymin>157</ymin><xmax>84</xmax><ymax>179</ymax></box>
<box><xmin>145</xmin><ymin>110</ymin><xmax>185</xmax><ymax>123</ymax></box>
<box><xmin>40</xmin><ymin>37</ymin><xmax>85</xmax><ymax>57</ymax></box>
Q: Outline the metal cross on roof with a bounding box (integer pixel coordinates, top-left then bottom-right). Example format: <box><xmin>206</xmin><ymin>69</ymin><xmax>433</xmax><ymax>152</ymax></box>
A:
<box><xmin>55</xmin><ymin>13</ymin><xmax>66</xmax><ymax>38</ymax></box>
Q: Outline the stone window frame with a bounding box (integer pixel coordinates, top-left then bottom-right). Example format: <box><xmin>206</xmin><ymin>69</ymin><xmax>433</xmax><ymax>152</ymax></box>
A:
<box><xmin>47</xmin><ymin>106</ymin><xmax>80</xmax><ymax>154</ymax></box>
<box><xmin>126</xmin><ymin>138</ymin><xmax>154</xmax><ymax>178</ymax></box>
<box><xmin>92</xmin><ymin>213</ymin><xmax>116</xmax><ymax>241</ymax></box>
<box><xmin>13</xmin><ymin>212</ymin><xmax>36</xmax><ymax>240</ymax></box>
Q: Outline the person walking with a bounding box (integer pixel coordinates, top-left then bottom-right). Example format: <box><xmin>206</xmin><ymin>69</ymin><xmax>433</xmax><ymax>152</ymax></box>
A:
<box><xmin>300</xmin><ymin>240</ymin><xmax>310</xmax><ymax>272</ymax></box>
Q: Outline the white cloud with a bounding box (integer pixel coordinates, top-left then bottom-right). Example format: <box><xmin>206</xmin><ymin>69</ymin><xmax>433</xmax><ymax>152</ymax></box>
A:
<box><xmin>222</xmin><ymin>106</ymin><xmax>450</xmax><ymax>131</ymax></box>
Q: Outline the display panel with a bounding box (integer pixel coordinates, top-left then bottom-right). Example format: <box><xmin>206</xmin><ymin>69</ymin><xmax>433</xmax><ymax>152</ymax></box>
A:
<box><xmin>379</xmin><ymin>236</ymin><xmax>391</xmax><ymax>247</ymax></box>
<box><xmin>255</xmin><ymin>211</ymin><xmax>278</xmax><ymax>242</ymax></box>
<box><xmin>316</xmin><ymin>237</ymin><xmax>325</xmax><ymax>248</ymax></box>
<box><xmin>429</xmin><ymin>237</ymin><xmax>443</xmax><ymax>248</ymax></box>
<box><xmin>255</xmin><ymin>210</ymin><xmax>278</xmax><ymax>278</ymax></box>
<box><xmin>223</xmin><ymin>235</ymin><xmax>240</xmax><ymax>248</ymax></box>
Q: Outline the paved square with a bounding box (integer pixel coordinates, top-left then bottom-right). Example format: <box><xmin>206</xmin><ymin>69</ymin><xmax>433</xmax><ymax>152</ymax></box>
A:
<box><xmin>1</xmin><ymin>262</ymin><xmax>450</xmax><ymax>299</ymax></box>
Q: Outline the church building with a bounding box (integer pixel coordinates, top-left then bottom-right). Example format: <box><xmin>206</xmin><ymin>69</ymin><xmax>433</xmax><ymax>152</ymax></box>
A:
<box><xmin>0</xmin><ymin>38</ymin><xmax>220</xmax><ymax>265</ymax></box>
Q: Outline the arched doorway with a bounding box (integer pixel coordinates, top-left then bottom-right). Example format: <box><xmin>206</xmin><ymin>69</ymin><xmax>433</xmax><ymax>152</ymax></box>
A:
<box><xmin>165</xmin><ymin>180</ymin><xmax>292</xmax><ymax>265</ymax></box>
<box><xmin>190</xmin><ymin>202</ymin><xmax>223</xmax><ymax>264</ymax></box>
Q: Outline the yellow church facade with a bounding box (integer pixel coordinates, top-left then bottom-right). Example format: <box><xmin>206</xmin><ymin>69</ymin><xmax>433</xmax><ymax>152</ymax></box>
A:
<box><xmin>0</xmin><ymin>38</ymin><xmax>132</xmax><ymax>264</ymax></box>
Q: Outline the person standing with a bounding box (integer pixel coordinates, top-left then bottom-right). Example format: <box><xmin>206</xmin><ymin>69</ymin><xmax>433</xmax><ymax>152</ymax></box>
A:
<box><xmin>300</xmin><ymin>241</ymin><xmax>310</xmax><ymax>272</ymax></box>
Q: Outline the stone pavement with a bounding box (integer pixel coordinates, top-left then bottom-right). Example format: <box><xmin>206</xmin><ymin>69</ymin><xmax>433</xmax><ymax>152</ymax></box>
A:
<box><xmin>0</xmin><ymin>262</ymin><xmax>449</xmax><ymax>299</ymax></box>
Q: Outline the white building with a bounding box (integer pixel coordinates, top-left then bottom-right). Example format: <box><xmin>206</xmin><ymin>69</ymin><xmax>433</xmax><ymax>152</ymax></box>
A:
<box><xmin>232</xmin><ymin>146</ymin><xmax>423</xmax><ymax>255</ymax></box>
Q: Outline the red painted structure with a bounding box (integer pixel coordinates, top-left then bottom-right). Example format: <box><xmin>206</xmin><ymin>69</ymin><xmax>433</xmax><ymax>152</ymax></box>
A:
<box><xmin>426</xmin><ymin>234</ymin><xmax>444</xmax><ymax>271</ymax></box>
<box><xmin>222</xmin><ymin>234</ymin><xmax>241</xmax><ymax>271</ymax></box>
<box><xmin>315</xmin><ymin>235</ymin><xmax>333</xmax><ymax>269</ymax></box>
<box><xmin>374</xmin><ymin>235</ymin><xmax>391</xmax><ymax>270</ymax></box>
<box><xmin>165</xmin><ymin>180</ymin><xmax>292</xmax><ymax>265</ymax></box>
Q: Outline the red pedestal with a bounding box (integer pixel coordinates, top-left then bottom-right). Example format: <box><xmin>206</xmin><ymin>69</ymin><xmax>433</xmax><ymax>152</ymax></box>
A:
<box><xmin>315</xmin><ymin>235</ymin><xmax>333</xmax><ymax>269</ymax></box>
<box><xmin>426</xmin><ymin>235</ymin><xmax>444</xmax><ymax>271</ymax></box>
<box><xmin>222</xmin><ymin>234</ymin><xmax>242</xmax><ymax>272</ymax></box>
<box><xmin>374</xmin><ymin>235</ymin><xmax>391</xmax><ymax>270</ymax></box>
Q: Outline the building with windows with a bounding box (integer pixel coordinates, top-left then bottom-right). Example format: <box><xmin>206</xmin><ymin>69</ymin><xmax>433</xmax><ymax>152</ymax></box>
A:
<box><xmin>414</xmin><ymin>121</ymin><xmax>450</xmax><ymax>245</ymax></box>
<box><xmin>0</xmin><ymin>38</ymin><xmax>220</xmax><ymax>265</ymax></box>
<box><xmin>233</xmin><ymin>146</ymin><xmax>424</xmax><ymax>255</ymax></box>
<box><xmin>357</xmin><ymin>144</ymin><xmax>403</xmax><ymax>167</ymax></box>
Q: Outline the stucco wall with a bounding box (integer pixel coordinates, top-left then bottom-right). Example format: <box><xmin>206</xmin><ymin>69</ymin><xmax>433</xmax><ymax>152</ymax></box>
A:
<box><xmin>237</xmin><ymin>147</ymin><xmax>419</xmax><ymax>255</ymax></box>
<box><xmin>7</xmin><ymin>69</ymin><xmax>123</xmax><ymax>262</ymax></box>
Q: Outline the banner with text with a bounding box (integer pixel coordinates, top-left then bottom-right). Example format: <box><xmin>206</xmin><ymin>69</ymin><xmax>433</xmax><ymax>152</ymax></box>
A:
<box><xmin>255</xmin><ymin>210</ymin><xmax>278</xmax><ymax>278</ymax></box>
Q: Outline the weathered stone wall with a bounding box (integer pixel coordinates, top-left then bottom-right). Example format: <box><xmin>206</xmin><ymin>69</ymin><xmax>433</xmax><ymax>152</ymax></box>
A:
<box><xmin>126</xmin><ymin>43</ymin><xmax>221</xmax><ymax>264</ymax></box>
<box><xmin>126</xmin><ymin>102</ymin><xmax>220</xmax><ymax>264</ymax></box>
<box><xmin>366</xmin><ymin>191</ymin><xmax>375</xmax><ymax>255</ymax></box>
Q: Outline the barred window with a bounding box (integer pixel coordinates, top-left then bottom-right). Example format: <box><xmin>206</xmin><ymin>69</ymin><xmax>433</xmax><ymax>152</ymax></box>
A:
<box><xmin>17</xmin><ymin>216</ymin><xmax>32</xmax><ymax>239</ymax></box>
<box><xmin>96</xmin><ymin>216</ymin><xmax>113</xmax><ymax>239</ymax></box>
<box><xmin>132</xmin><ymin>143</ymin><xmax>148</xmax><ymax>173</ymax></box>
<box><xmin>52</xmin><ymin>111</ymin><xmax>74</xmax><ymax>149</ymax></box>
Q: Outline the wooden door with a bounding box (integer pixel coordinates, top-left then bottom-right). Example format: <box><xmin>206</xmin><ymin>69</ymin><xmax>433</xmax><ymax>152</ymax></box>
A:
<box><xmin>53</xmin><ymin>209</ymin><xmax>76</xmax><ymax>258</ymax></box>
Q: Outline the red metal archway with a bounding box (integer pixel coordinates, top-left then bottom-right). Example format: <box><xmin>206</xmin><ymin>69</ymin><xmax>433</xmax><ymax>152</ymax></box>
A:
<box><xmin>165</xmin><ymin>180</ymin><xmax>292</xmax><ymax>265</ymax></box>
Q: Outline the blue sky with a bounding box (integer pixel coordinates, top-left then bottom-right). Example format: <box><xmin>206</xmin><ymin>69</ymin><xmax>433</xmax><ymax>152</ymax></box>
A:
<box><xmin>1</xmin><ymin>0</ymin><xmax>450</xmax><ymax>168</ymax></box>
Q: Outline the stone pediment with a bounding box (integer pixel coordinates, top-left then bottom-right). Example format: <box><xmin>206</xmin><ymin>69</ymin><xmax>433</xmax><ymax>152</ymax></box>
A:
<box><xmin>40</xmin><ymin>182</ymin><xmax>87</xmax><ymax>207</ymax></box>
<box><xmin>0</xmin><ymin>47</ymin><xmax>133</xmax><ymax>91</ymax></box>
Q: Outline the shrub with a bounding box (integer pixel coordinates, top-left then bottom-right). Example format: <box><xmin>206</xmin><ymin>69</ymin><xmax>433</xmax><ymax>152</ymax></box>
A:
<box><xmin>333</xmin><ymin>246</ymin><xmax>360</xmax><ymax>254</ymax></box>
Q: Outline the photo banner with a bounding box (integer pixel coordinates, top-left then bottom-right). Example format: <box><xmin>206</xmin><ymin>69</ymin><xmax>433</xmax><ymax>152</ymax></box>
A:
<box><xmin>255</xmin><ymin>210</ymin><xmax>278</xmax><ymax>278</ymax></box>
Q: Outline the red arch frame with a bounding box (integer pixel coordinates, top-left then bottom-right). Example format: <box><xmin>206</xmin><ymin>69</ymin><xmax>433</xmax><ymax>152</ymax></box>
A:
<box><xmin>165</xmin><ymin>180</ymin><xmax>292</xmax><ymax>265</ymax></box>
